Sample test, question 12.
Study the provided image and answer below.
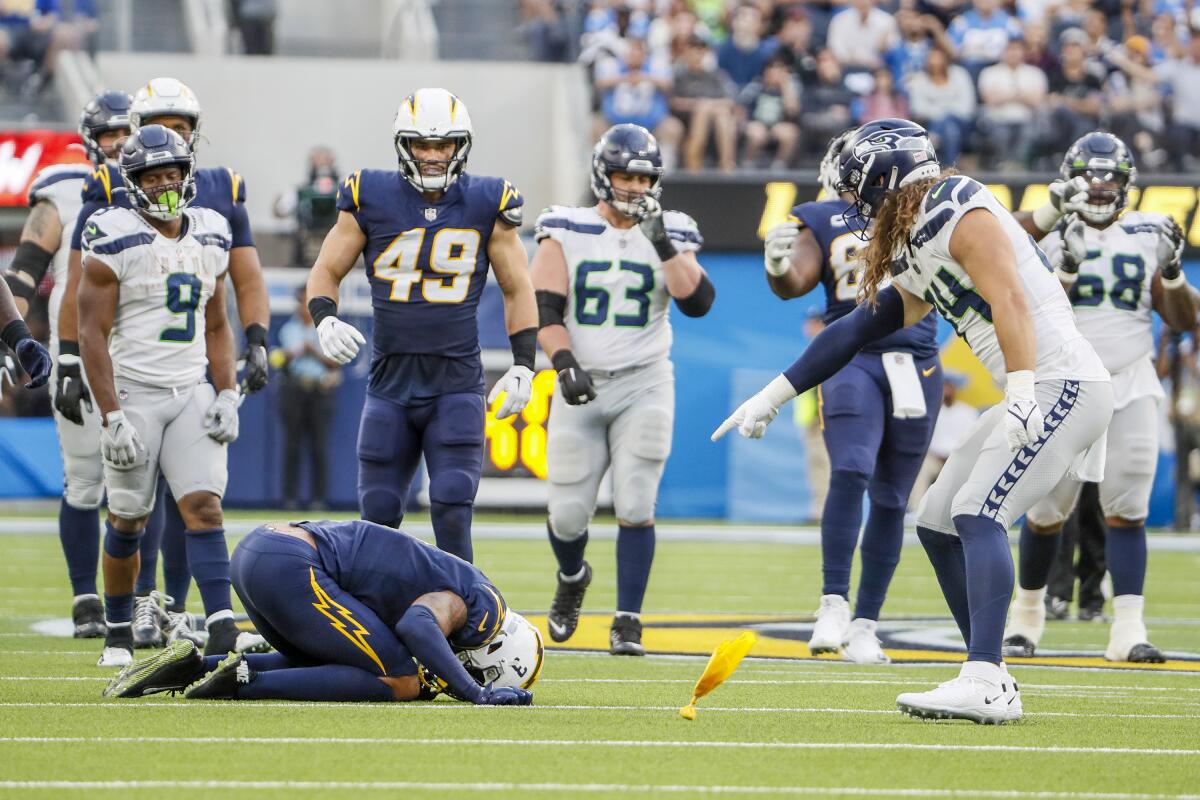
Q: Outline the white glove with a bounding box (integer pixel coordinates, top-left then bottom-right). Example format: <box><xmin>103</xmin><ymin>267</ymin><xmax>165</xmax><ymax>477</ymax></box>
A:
<box><xmin>316</xmin><ymin>316</ymin><xmax>365</xmax><ymax>365</ymax></box>
<box><xmin>711</xmin><ymin>375</ymin><xmax>797</xmax><ymax>441</ymax></box>
<box><xmin>1156</xmin><ymin>217</ymin><xmax>1185</xmax><ymax>285</ymax></box>
<box><xmin>1034</xmin><ymin>176</ymin><xmax>1090</xmax><ymax>232</ymax></box>
<box><xmin>1057</xmin><ymin>216</ymin><xmax>1090</xmax><ymax>283</ymax></box>
<box><xmin>764</xmin><ymin>221</ymin><xmax>799</xmax><ymax>277</ymax></box>
<box><xmin>101</xmin><ymin>410</ymin><xmax>145</xmax><ymax>469</ymax></box>
<box><xmin>488</xmin><ymin>365</ymin><xmax>535</xmax><ymax>420</ymax></box>
<box><xmin>204</xmin><ymin>388</ymin><xmax>241</xmax><ymax>443</ymax></box>
<box><xmin>1004</xmin><ymin>370</ymin><xmax>1046</xmax><ymax>452</ymax></box>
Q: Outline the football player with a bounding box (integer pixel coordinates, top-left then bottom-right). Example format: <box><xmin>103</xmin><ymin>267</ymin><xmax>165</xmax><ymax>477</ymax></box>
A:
<box><xmin>306</xmin><ymin>88</ymin><xmax>538</xmax><ymax>563</ymax></box>
<box><xmin>717</xmin><ymin>119</ymin><xmax>1113</xmax><ymax>723</ymax></box>
<box><xmin>78</xmin><ymin>127</ymin><xmax>258</xmax><ymax>666</ymax></box>
<box><xmin>104</xmin><ymin>519</ymin><xmax>541</xmax><ymax>705</ymax></box>
<box><xmin>762</xmin><ymin>131</ymin><xmax>942</xmax><ymax>664</ymax></box>
<box><xmin>1005</xmin><ymin>132</ymin><xmax>1195</xmax><ymax>663</ymax></box>
<box><xmin>533</xmin><ymin>124</ymin><xmax>714</xmax><ymax>655</ymax></box>
<box><xmin>0</xmin><ymin>277</ymin><xmax>51</xmax><ymax>402</ymax></box>
<box><xmin>2</xmin><ymin>90</ymin><xmax>128</xmax><ymax>639</ymax></box>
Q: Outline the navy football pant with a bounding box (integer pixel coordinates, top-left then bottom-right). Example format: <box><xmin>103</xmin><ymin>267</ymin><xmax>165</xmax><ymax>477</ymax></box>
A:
<box><xmin>357</xmin><ymin>391</ymin><xmax>485</xmax><ymax>562</ymax></box>
<box><xmin>818</xmin><ymin>352</ymin><xmax>942</xmax><ymax>620</ymax></box>
<box><xmin>230</xmin><ymin>527</ymin><xmax>416</xmax><ymax>678</ymax></box>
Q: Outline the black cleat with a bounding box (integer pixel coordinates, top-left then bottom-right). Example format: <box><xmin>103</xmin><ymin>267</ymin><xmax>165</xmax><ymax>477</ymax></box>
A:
<box><xmin>1078</xmin><ymin>605</ymin><xmax>1106</xmax><ymax>623</ymax></box>
<box><xmin>203</xmin><ymin>617</ymin><xmax>269</xmax><ymax>656</ymax></box>
<box><xmin>72</xmin><ymin>595</ymin><xmax>106</xmax><ymax>639</ymax></box>
<box><xmin>547</xmin><ymin>562</ymin><xmax>592</xmax><ymax>643</ymax></box>
<box><xmin>609</xmin><ymin>615</ymin><xmax>645</xmax><ymax>656</ymax></box>
<box><xmin>184</xmin><ymin>652</ymin><xmax>255</xmax><ymax>700</ymax></box>
<box><xmin>1044</xmin><ymin>595</ymin><xmax>1070</xmax><ymax>621</ymax></box>
<box><xmin>103</xmin><ymin>639</ymin><xmax>206</xmax><ymax>698</ymax></box>
<box><xmin>1002</xmin><ymin>634</ymin><xmax>1036</xmax><ymax>658</ymax></box>
<box><xmin>1127</xmin><ymin>643</ymin><xmax>1167</xmax><ymax>664</ymax></box>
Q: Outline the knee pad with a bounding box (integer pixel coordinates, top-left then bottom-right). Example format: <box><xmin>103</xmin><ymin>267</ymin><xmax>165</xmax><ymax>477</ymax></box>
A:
<box><xmin>614</xmin><ymin>477</ymin><xmax>656</xmax><ymax>527</ymax></box>
<box><xmin>829</xmin><ymin>468</ymin><xmax>870</xmax><ymax>495</ymax></box>
<box><xmin>549</xmin><ymin>499</ymin><xmax>591</xmax><ymax>540</ymax></box>
<box><xmin>64</xmin><ymin>476</ymin><xmax>103</xmax><ymax>510</ymax></box>
<box><xmin>547</xmin><ymin>430</ymin><xmax>591</xmax><ymax>485</ymax></box>
<box><xmin>103</xmin><ymin>526</ymin><xmax>141</xmax><ymax>559</ymax></box>
<box><xmin>628</xmin><ymin>406</ymin><xmax>673</xmax><ymax>462</ymax></box>
<box><xmin>1024</xmin><ymin>501</ymin><xmax>1069</xmax><ymax>531</ymax></box>
<box><xmin>867</xmin><ymin>478</ymin><xmax>910</xmax><ymax>511</ymax></box>
<box><xmin>915</xmin><ymin>480</ymin><xmax>956</xmax><ymax>535</ymax></box>
<box><xmin>428</xmin><ymin>468</ymin><xmax>479</xmax><ymax>508</ymax></box>
<box><xmin>106</xmin><ymin>488</ymin><xmax>153</xmax><ymax>521</ymax></box>
<box><xmin>360</xmin><ymin>489</ymin><xmax>403</xmax><ymax>527</ymax></box>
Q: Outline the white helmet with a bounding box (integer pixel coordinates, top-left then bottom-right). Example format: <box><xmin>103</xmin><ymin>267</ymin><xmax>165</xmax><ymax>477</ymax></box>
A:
<box><xmin>393</xmin><ymin>88</ymin><xmax>473</xmax><ymax>193</ymax></box>
<box><xmin>457</xmin><ymin>611</ymin><xmax>544</xmax><ymax>690</ymax></box>
<box><xmin>130</xmin><ymin>78</ymin><xmax>202</xmax><ymax>147</ymax></box>
<box><xmin>819</xmin><ymin>129</ymin><xmax>855</xmax><ymax>198</ymax></box>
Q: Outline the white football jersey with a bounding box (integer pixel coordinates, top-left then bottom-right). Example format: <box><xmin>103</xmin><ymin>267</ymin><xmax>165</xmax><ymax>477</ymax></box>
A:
<box><xmin>535</xmin><ymin>205</ymin><xmax>702</xmax><ymax>372</ymax></box>
<box><xmin>26</xmin><ymin>163</ymin><xmax>89</xmax><ymax>341</ymax></box>
<box><xmin>891</xmin><ymin>175</ymin><xmax>1108</xmax><ymax>386</ymax></box>
<box><xmin>1040</xmin><ymin>211</ymin><xmax>1166</xmax><ymax>407</ymax></box>
<box><xmin>81</xmin><ymin>206</ymin><xmax>231</xmax><ymax>387</ymax></box>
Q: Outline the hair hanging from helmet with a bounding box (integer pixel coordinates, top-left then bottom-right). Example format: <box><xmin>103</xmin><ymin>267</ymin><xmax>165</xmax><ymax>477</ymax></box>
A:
<box><xmin>858</xmin><ymin>168</ymin><xmax>958</xmax><ymax>306</ymax></box>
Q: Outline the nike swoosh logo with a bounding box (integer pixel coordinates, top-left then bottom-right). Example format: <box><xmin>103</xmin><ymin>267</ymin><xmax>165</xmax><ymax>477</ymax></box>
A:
<box><xmin>922</xmin><ymin>365</ymin><xmax>937</xmax><ymax>377</ymax></box>
<box><xmin>931</xmin><ymin>183</ymin><xmax>946</xmax><ymax>200</ymax></box>
<box><xmin>548</xmin><ymin>619</ymin><xmax>568</xmax><ymax>638</ymax></box>
<box><xmin>984</xmin><ymin>694</ymin><xmax>1002</xmax><ymax>704</ymax></box>
<box><xmin>477</xmin><ymin>611</ymin><xmax>489</xmax><ymax>633</ymax></box>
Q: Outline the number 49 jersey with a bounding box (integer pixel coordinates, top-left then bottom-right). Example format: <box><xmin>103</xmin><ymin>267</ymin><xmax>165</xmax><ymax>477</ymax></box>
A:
<box><xmin>535</xmin><ymin>204</ymin><xmax>703</xmax><ymax>373</ymax></box>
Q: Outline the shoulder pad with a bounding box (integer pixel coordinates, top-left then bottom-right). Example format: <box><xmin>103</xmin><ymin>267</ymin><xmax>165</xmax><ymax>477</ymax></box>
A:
<box><xmin>229</xmin><ymin>168</ymin><xmax>246</xmax><ymax>203</ymax></box>
<box><xmin>336</xmin><ymin>169</ymin><xmax>364</xmax><ymax>213</ymax></box>
<box><xmin>497</xmin><ymin>178</ymin><xmax>523</xmax><ymax>227</ymax></box>
<box><xmin>27</xmin><ymin>164</ymin><xmax>88</xmax><ymax>206</ymax></box>
<box><xmin>534</xmin><ymin>205</ymin><xmax>605</xmax><ymax>241</ymax></box>
<box><xmin>81</xmin><ymin>208</ymin><xmax>148</xmax><ymax>253</ymax></box>
<box><xmin>190</xmin><ymin>206</ymin><xmax>233</xmax><ymax>235</ymax></box>
<box><xmin>924</xmin><ymin>175</ymin><xmax>983</xmax><ymax>213</ymax></box>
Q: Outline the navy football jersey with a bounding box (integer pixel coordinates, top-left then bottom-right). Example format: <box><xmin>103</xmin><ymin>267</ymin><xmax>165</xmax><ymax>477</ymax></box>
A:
<box><xmin>335</xmin><ymin>170</ymin><xmax>524</xmax><ymax>401</ymax></box>
<box><xmin>70</xmin><ymin>162</ymin><xmax>254</xmax><ymax>251</ymax></box>
<box><xmin>298</xmin><ymin>519</ymin><xmax>507</xmax><ymax>649</ymax></box>
<box><xmin>792</xmin><ymin>199</ymin><xmax>938</xmax><ymax>359</ymax></box>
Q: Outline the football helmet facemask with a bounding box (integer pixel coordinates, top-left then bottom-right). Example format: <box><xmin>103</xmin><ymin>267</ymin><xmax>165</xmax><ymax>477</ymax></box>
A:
<box><xmin>1060</xmin><ymin>131</ymin><xmax>1137</xmax><ymax>225</ymax></box>
<box><xmin>79</xmin><ymin>90</ymin><xmax>132</xmax><ymax>165</ymax></box>
<box><xmin>130</xmin><ymin>77</ymin><xmax>202</xmax><ymax>147</ymax></box>
<box><xmin>393</xmin><ymin>88</ymin><xmax>473</xmax><ymax>193</ymax></box>
<box><xmin>591</xmin><ymin>123</ymin><xmax>664</xmax><ymax>218</ymax></box>
<box><xmin>457</xmin><ymin>610</ymin><xmax>544</xmax><ymax>690</ymax></box>
<box><xmin>119</xmin><ymin>125</ymin><xmax>197</xmax><ymax>221</ymax></box>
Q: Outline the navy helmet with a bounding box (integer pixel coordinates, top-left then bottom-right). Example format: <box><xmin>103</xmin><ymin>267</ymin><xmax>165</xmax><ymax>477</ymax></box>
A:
<box><xmin>118</xmin><ymin>125</ymin><xmax>196</xmax><ymax>221</ymax></box>
<box><xmin>591</xmin><ymin>124</ymin><xmax>664</xmax><ymax>217</ymax></box>
<box><xmin>78</xmin><ymin>90</ymin><xmax>132</xmax><ymax>165</ymax></box>
<box><xmin>838</xmin><ymin>118</ymin><xmax>940</xmax><ymax>231</ymax></box>
<box><xmin>1060</xmin><ymin>131</ymin><xmax>1137</xmax><ymax>224</ymax></box>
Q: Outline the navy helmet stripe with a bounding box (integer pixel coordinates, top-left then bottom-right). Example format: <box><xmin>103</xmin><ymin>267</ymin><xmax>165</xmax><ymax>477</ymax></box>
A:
<box><xmin>88</xmin><ymin>232</ymin><xmax>155</xmax><ymax>255</ymax></box>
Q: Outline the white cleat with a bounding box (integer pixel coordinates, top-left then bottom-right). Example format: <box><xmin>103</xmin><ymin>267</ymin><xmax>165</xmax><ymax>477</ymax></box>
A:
<box><xmin>234</xmin><ymin>631</ymin><xmax>271</xmax><ymax>654</ymax></box>
<box><xmin>842</xmin><ymin>618</ymin><xmax>890</xmax><ymax>664</ymax></box>
<box><xmin>896</xmin><ymin>661</ymin><xmax>1022</xmax><ymax>724</ymax></box>
<box><xmin>809</xmin><ymin>594</ymin><xmax>850</xmax><ymax>655</ymax></box>
<box><xmin>97</xmin><ymin>646</ymin><xmax>133</xmax><ymax>668</ymax></box>
<box><xmin>1000</xmin><ymin>663</ymin><xmax>1023</xmax><ymax>718</ymax></box>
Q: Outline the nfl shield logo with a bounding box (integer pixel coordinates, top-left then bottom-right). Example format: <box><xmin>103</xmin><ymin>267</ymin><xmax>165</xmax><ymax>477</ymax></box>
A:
<box><xmin>424</xmin><ymin>208</ymin><xmax>437</xmax><ymax>221</ymax></box>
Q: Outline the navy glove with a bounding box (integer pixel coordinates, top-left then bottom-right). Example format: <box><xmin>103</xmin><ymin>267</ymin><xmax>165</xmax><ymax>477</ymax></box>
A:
<box><xmin>478</xmin><ymin>683</ymin><xmax>533</xmax><ymax>706</ymax></box>
<box><xmin>17</xmin><ymin>338</ymin><xmax>51</xmax><ymax>389</ymax></box>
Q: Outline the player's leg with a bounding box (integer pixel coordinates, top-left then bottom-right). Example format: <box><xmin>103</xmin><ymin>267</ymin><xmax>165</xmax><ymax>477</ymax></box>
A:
<box><xmin>423</xmin><ymin>392</ymin><xmax>486</xmax><ymax>562</ymax></box>
<box><xmin>607</xmin><ymin>370</ymin><xmax>674</xmax><ymax>656</ymax></box>
<box><xmin>356</xmin><ymin>393</ymin><xmax>423</xmax><ymax>529</ymax></box>
<box><xmin>1044</xmin><ymin>499</ymin><xmax>1081</xmax><ymax>619</ymax></box>
<box><xmin>130</xmin><ymin>477</ymin><xmax>168</xmax><ymax>648</ymax></box>
<box><xmin>1098</xmin><ymin>396</ymin><xmax>1164</xmax><ymax>662</ymax></box>
<box><xmin>813</xmin><ymin>359</ymin><xmax>886</xmax><ymax>654</ymax></box>
<box><xmin>159</xmin><ymin>491</ymin><xmax>191</xmax><ymax>618</ymax></box>
<box><xmin>1073</xmin><ymin>483</ymin><xmax>1108</xmax><ymax>619</ymax></box>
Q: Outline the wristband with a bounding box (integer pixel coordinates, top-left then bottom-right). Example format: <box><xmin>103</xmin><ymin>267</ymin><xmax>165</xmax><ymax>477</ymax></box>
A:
<box><xmin>1031</xmin><ymin>202</ymin><xmax>1062</xmax><ymax>233</ymax></box>
<box><xmin>103</xmin><ymin>410</ymin><xmax>125</xmax><ymax>428</ymax></box>
<box><xmin>58</xmin><ymin>339</ymin><xmax>80</xmax><ymax>358</ymax></box>
<box><xmin>651</xmin><ymin>233</ymin><xmax>678</xmax><ymax>263</ymax></box>
<box><xmin>1054</xmin><ymin>267</ymin><xmax>1079</xmax><ymax>286</ymax></box>
<box><xmin>1005</xmin><ymin>369</ymin><xmax>1036</xmax><ymax>403</ymax></box>
<box><xmin>763</xmin><ymin>374</ymin><xmax>798</xmax><ymax>409</ymax></box>
<box><xmin>244</xmin><ymin>323</ymin><xmax>268</xmax><ymax>347</ymax></box>
<box><xmin>307</xmin><ymin>296</ymin><xmax>338</xmax><ymax>329</ymax></box>
<box><xmin>508</xmin><ymin>327</ymin><xmax>537</xmax><ymax>371</ymax></box>
<box><xmin>1161</xmin><ymin>271</ymin><xmax>1187</xmax><ymax>290</ymax></box>
<box><xmin>1</xmin><ymin>319</ymin><xmax>32</xmax><ymax>352</ymax></box>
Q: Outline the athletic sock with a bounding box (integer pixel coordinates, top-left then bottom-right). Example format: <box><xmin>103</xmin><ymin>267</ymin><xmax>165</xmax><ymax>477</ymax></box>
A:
<box><xmin>104</xmin><ymin>593</ymin><xmax>134</xmax><ymax>625</ymax></box>
<box><xmin>953</xmin><ymin>513</ymin><xmax>1014</xmax><ymax>665</ymax></box>
<box><xmin>135</xmin><ymin>498</ymin><xmax>165</xmax><ymax>595</ymax></box>
<box><xmin>820</xmin><ymin>470</ymin><xmax>868</xmax><ymax>598</ymax></box>
<box><xmin>548</xmin><ymin>524</ymin><xmax>588</xmax><ymax>577</ymax></box>
<box><xmin>184</xmin><ymin>528</ymin><xmax>232</xmax><ymax>617</ymax></box>
<box><xmin>1018</xmin><ymin>520</ymin><xmax>1059</xmax><ymax>590</ymax></box>
<box><xmin>237</xmin><ymin>664</ymin><xmax>396</xmax><ymax>702</ymax></box>
<box><xmin>615</xmin><ymin>523</ymin><xmax>655</xmax><ymax>614</ymax></box>
<box><xmin>161</xmin><ymin>495</ymin><xmax>191</xmax><ymax>609</ymax></box>
<box><xmin>1106</xmin><ymin>522</ymin><xmax>1147</xmax><ymax>597</ymax></box>
<box><xmin>58</xmin><ymin>500</ymin><xmax>100</xmax><ymax>597</ymax></box>
<box><xmin>430</xmin><ymin>503</ymin><xmax>473</xmax><ymax>563</ymax></box>
<box><xmin>855</xmin><ymin>502</ymin><xmax>905</xmax><ymax>621</ymax></box>
<box><xmin>916</xmin><ymin>525</ymin><xmax>971</xmax><ymax>646</ymax></box>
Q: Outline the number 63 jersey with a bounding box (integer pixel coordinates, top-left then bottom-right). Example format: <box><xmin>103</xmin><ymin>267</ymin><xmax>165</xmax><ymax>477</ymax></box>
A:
<box><xmin>81</xmin><ymin>206</ymin><xmax>231</xmax><ymax>387</ymax></box>
<box><xmin>534</xmin><ymin>204</ymin><xmax>702</xmax><ymax>372</ymax></box>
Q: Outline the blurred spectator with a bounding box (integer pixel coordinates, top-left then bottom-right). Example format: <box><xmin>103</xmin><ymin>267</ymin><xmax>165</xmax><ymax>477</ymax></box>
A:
<box><xmin>647</xmin><ymin>0</ymin><xmax>710</xmax><ymax>62</ymax></box>
<box><xmin>918</xmin><ymin>0</ymin><xmax>969</xmax><ymax>29</ymax></box>
<box><xmin>1044</xmin><ymin>36</ymin><xmax>1105</xmax><ymax>154</ymax></box>
<box><xmin>827</xmin><ymin>0</ymin><xmax>899</xmax><ymax>71</ymax></box>
<box><xmin>906</xmin><ymin>45</ymin><xmax>976</xmax><ymax>163</ymax></box>
<box><xmin>228</xmin><ymin>0</ymin><xmax>276</xmax><ymax>55</ymax></box>
<box><xmin>977</xmin><ymin>37</ymin><xmax>1046</xmax><ymax>168</ymax></box>
<box><xmin>0</xmin><ymin>0</ymin><xmax>72</xmax><ymax>88</ymax></box>
<box><xmin>580</xmin><ymin>0</ymin><xmax>650</xmax><ymax>66</ymax></box>
<box><xmin>773</xmin><ymin>7</ymin><xmax>819</xmax><ymax>85</ymax></box>
<box><xmin>1150</xmin><ymin>11</ymin><xmax>1186</xmax><ymax>61</ymax></box>
<box><xmin>800</xmin><ymin>48</ymin><xmax>855</xmax><ymax>154</ymax></box>
<box><xmin>1081</xmin><ymin>6</ymin><xmax>1118</xmax><ymax>59</ymax></box>
<box><xmin>886</xmin><ymin>9</ymin><xmax>952</xmax><ymax>85</ymax></box>
<box><xmin>739</xmin><ymin>55</ymin><xmax>802</xmax><ymax>168</ymax></box>
<box><xmin>595</xmin><ymin>37</ymin><xmax>683</xmax><ymax>166</ymax></box>
<box><xmin>948</xmin><ymin>0</ymin><xmax>1023</xmax><ymax>78</ymax></box>
<box><xmin>670</xmin><ymin>35</ymin><xmax>738</xmax><ymax>171</ymax></box>
<box><xmin>1023</xmin><ymin>17</ymin><xmax>1060</xmax><ymax>72</ymax></box>
<box><xmin>278</xmin><ymin>287</ymin><xmax>341</xmax><ymax>511</ymax></box>
<box><xmin>274</xmin><ymin>146</ymin><xmax>341</xmax><ymax>268</ymax></box>
<box><xmin>1154</xmin><ymin>26</ymin><xmax>1200</xmax><ymax>170</ymax></box>
<box><xmin>717</xmin><ymin>4</ymin><xmax>778</xmax><ymax>88</ymax></box>
<box><xmin>1104</xmin><ymin>35</ymin><xmax>1167</xmax><ymax>167</ymax></box>
<box><xmin>909</xmin><ymin>372</ymin><xmax>978</xmax><ymax>512</ymax></box>
<box><xmin>856</xmin><ymin>66</ymin><xmax>909</xmax><ymax>122</ymax></box>
<box><xmin>1016</xmin><ymin>0</ymin><xmax>1064</xmax><ymax>26</ymax></box>
<box><xmin>519</xmin><ymin>0</ymin><xmax>571</xmax><ymax>62</ymax></box>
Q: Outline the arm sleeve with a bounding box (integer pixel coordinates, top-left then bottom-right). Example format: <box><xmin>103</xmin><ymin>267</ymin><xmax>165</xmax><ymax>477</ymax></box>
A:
<box><xmin>393</xmin><ymin>604</ymin><xmax>483</xmax><ymax>704</ymax></box>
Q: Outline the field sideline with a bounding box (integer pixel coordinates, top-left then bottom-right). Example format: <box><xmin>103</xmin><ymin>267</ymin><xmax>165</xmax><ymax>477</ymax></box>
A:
<box><xmin>1</xmin><ymin>512</ymin><xmax>1197</xmax><ymax>799</ymax></box>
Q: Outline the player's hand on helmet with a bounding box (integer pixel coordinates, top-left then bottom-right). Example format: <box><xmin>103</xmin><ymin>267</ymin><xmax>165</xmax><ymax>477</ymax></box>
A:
<box><xmin>635</xmin><ymin>195</ymin><xmax>679</xmax><ymax>262</ymax></box>
<box><xmin>16</xmin><ymin>337</ymin><xmax>51</xmax><ymax>390</ymax></box>
<box><xmin>488</xmin><ymin>365</ymin><xmax>535</xmax><ymax>420</ymax></box>
<box><xmin>477</xmin><ymin>683</ymin><xmax>533</xmax><ymax>706</ymax></box>
<box><xmin>53</xmin><ymin>352</ymin><xmax>93</xmax><ymax>425</ymax></box>
<box><xmin>1003</xmin><ymin>370</ymin><xmax>1045</xmax><ymax>452</ymax></box>
<box><xmin>1156</xmin><ymin>217</ymin><xmax>1185</xmax><ymax>281</ymax></box>
<box><xmin>316</xmin><ymin>316</ymin><xmax>365</xmax><ymax>365</ymax></box>
<box><xmin>1049</xmin><ymin>176</ymin><xmax>1090</xmax><ymax>216</ymax></box>
<box><xmin>203</xmin><ymin>389</ymin><xmax>241</xmax><ymax>444</ymax></box>
<box><xmin>552</xmin><ymin>349</ymin><xmax>596</xmax><ymax>406</ymax></box>
<box><xmin>1058</xmin><ymin>216</ymin><xmax>1089</xmax><ymax>276</ymax></box>
<box><xmin>711</xmin><ymin>375</ymin><xmax>797</xmax><ymax>441</ymax></box>
<box><xmin>101</xmin><ymin>410</ymin><xmax>145</xmax><ymax>469</ymax></box>
<box><xmin>764</xmin><ymin>221</ymin><xmax>799</xmax><ymax>277</ymax></box>
<box><xmin>240</xmin><ymin>325</ymin><xmax>270</xmax><ymax>394</ymax></box>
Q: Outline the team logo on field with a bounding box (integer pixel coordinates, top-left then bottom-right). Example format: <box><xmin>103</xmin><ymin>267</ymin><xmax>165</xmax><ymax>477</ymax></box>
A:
<box><xmin>424</xmin><ymin>207</ymin><xmax>437</xmax><ymax>221</ymax></box>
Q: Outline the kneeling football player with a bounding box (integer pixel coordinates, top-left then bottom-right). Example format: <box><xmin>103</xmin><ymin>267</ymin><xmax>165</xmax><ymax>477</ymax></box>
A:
<box><xmin>104</xmin><ymin>519</ymin><xmax>543</xmax><ymax>705</ymax></box>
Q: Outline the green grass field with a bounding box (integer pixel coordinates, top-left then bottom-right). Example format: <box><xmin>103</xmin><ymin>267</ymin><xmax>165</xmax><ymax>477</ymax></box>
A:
<box><xmin>1</xmin><ymin>513</ymin><xmax>1198</xmax><ymax>799</ymax></box>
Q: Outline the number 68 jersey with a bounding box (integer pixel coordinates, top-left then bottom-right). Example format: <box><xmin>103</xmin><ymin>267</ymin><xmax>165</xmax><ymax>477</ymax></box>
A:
<box><xmin>535</xmin><ymin>204</ymin><xmax>702</xmax><ymax>372</ymax></box>
<box><xmin>81</xmin><ymin>206</ymin><xmax>231</xmax><ymax>387</ymax></box>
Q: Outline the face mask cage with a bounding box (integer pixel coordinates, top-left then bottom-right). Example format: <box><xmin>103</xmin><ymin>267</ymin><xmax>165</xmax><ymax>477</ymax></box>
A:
<box><xmin>593</xmin><ymin>160</ymin><xmax>663</xmax><ymax>218</ymax></box>
<box><xmin>395</xmin><ymin>134</ymin><xmax>472</xmax><ymax>192</ymax></box>
<box><xmin>1071</xmin><ymin>163</ymin><xmax>1129</xmax><ymax>223</ymax></box>
<box><xmin>124</xmin><ymin>161</ymin><xmax>196</xmax><ymax>221</ymax></box>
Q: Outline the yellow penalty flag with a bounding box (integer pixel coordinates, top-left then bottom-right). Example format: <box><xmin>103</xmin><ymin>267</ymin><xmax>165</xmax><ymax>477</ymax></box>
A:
<box><xmin>679</xmin><ymin>631</ymin><xmax>758</xmax><ymax>720</ymax></box>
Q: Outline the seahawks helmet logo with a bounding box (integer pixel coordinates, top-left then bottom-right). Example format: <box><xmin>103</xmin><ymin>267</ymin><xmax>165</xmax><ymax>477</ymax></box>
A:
<box><xmin>853</xmin><ymin>131</ymin><xmax>929</xmax><ymax>158</ymax></box>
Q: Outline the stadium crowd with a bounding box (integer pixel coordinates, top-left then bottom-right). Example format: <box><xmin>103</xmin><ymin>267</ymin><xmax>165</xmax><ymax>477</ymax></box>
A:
<box><xmin>521</xmin><ymin>0</ymin><xmax>1200</xmax><ymax>172</ymax></box>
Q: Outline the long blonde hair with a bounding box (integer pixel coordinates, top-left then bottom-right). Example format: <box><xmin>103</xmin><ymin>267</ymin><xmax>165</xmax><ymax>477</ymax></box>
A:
<box><xmin>858</xmin><ymin>168</ymin><xmax>958</xmax><ymax>306</ymax></box>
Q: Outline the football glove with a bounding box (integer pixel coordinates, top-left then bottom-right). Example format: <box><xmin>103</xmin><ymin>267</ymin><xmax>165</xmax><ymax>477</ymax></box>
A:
<box><xmin>53</xmin><ymin>352</ymin><xmax>93</xmax><ymax>425</ymax></box>
<box><xmin>1057</xmin><ymin>216</ymin><xmax>1090</xmax><ymax>281</ymax></box>
<box><xmin>101</xmin><ymin>410</ymin><xmax>145</xmax><ymax>469</ymax></box>
<box><xmin>1157</xmin><ymin>218</ymin><xmax>1185</xmax><ymax>283</ymax></box>
<box><xmin>203</xmin><ymin>389</ymin><xmax>241</xmax><ymax>444</ymax></box>
<box><xmin>1033</xmin><ymin>176</ymin><xmax>1090</xmax><ymax>232</ymax></box>
<box><xmin>488</xmin><ymin>364</ymin><xmax>534</xmax><ymax>421</ymax></box>
<box><xmin>16</xmin><ymin>337</ymin><xmax>51</xmax><ymax>390</ymax></box>
<box><xmin>1004</xmin><ymin>370</ymin><xmax>1045</xmax><ymax>452</ymax></box>
<box><xmin>316</xmin><ymin>316</ymin><xmax>365</xmax><ymax>365</ymax></box>
<box><xmin>478</xmin><ymin>683</ymin><xmax>533</xmax><ymax>706</ymax></box>
<box><xmin>240</xmin><ymin>324</ymin><xmax>269</xmax><ymax>394</ymax></box>
<box><xmin>552</xmin><ymin>349</ymin><xmax>596</xmax><ymax>406</ymax></box>
<box><xmin>635</xmin><ymin>195</ymin><xmax>679</xmax><ymax>263</ymax></box>
<box><xmin>711</xmin><ymin>375</ymin><xmax>797</xmax><ymax>441</ymax></box>
<box><xmin>764</xmin><ymin>221</ymin><xmax>799</xmax><ymax>277</ymax></box>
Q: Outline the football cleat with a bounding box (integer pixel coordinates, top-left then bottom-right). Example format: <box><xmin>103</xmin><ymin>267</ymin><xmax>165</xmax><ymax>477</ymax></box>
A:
<box><xmin>1126</xmin><ymin>643</ymin><xmax>1167</xmax><ymax>664</ymax></box>
<box><xmin>1078</xmin><ymin>604</ymin><xmax>1106</xmax><ymax>622</ymax></box>
<box><xmin>184</xmin><ymin>652</ymin><xmax>254</xmax><ymax>700</ymax></box>
<box><xmin>609</xmin><ymin>615</ymin><xmax>645</xmax><ymax>656</ymax></box>
<box><xmin>166</xmin><ymin>611</ymin><xmax>208</xmax><ymax>648</ymax></box>
<box><xmin>97</xmin><ymin>625</ymin><xmax>133</xmax><ymax>668</ymax></box>
<box><xmin>1002</xmin><ymin>634</ymin><xmax>1037</xmax><ymax>659</ymax></box>
<box><xmin>808</xmin><ymin>594</ymin><xmax>850</xmax><ymax>655</ymax></box>
<box><xmin>1105</xmin><ymin>596</ymin><xmax>1162</xmax><ymax>662</ymax></box>
<box><xmin>103</xmin><ymin>639</ymin><xmax>206</xmax><ymax>698</ymax></box>
<box><xmin>842</xmin><ymin>618</ymin><xmax>890</xmax><ymax>664</ymax></box>
<box><xmin>1044</xmin><ymin>595</ymin><xmax>1069</xmax><ymax>621</ymax></box>
<box><xmin>203</xmin><ymin>618</ymin><xmax>271</xmax><ymax>657</ymax></box>
<box><xmin>547</xmin><ymin>561</ymin><xmax>592</xmax><ymax>643</ymax></box>
<box><xmin>72</xmin><ymin>595</ymin><xmax>106</xmax><ymax>639</ymax></box>
<box><xmin>132</xmin><ymin>591</ymin><xmax>172</xmax><ymax>649</ymax></box>
<box><xmin>896</xmin><ymin>662</ymin><xmax>1022</xmax><ymax>724</ymax></box>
